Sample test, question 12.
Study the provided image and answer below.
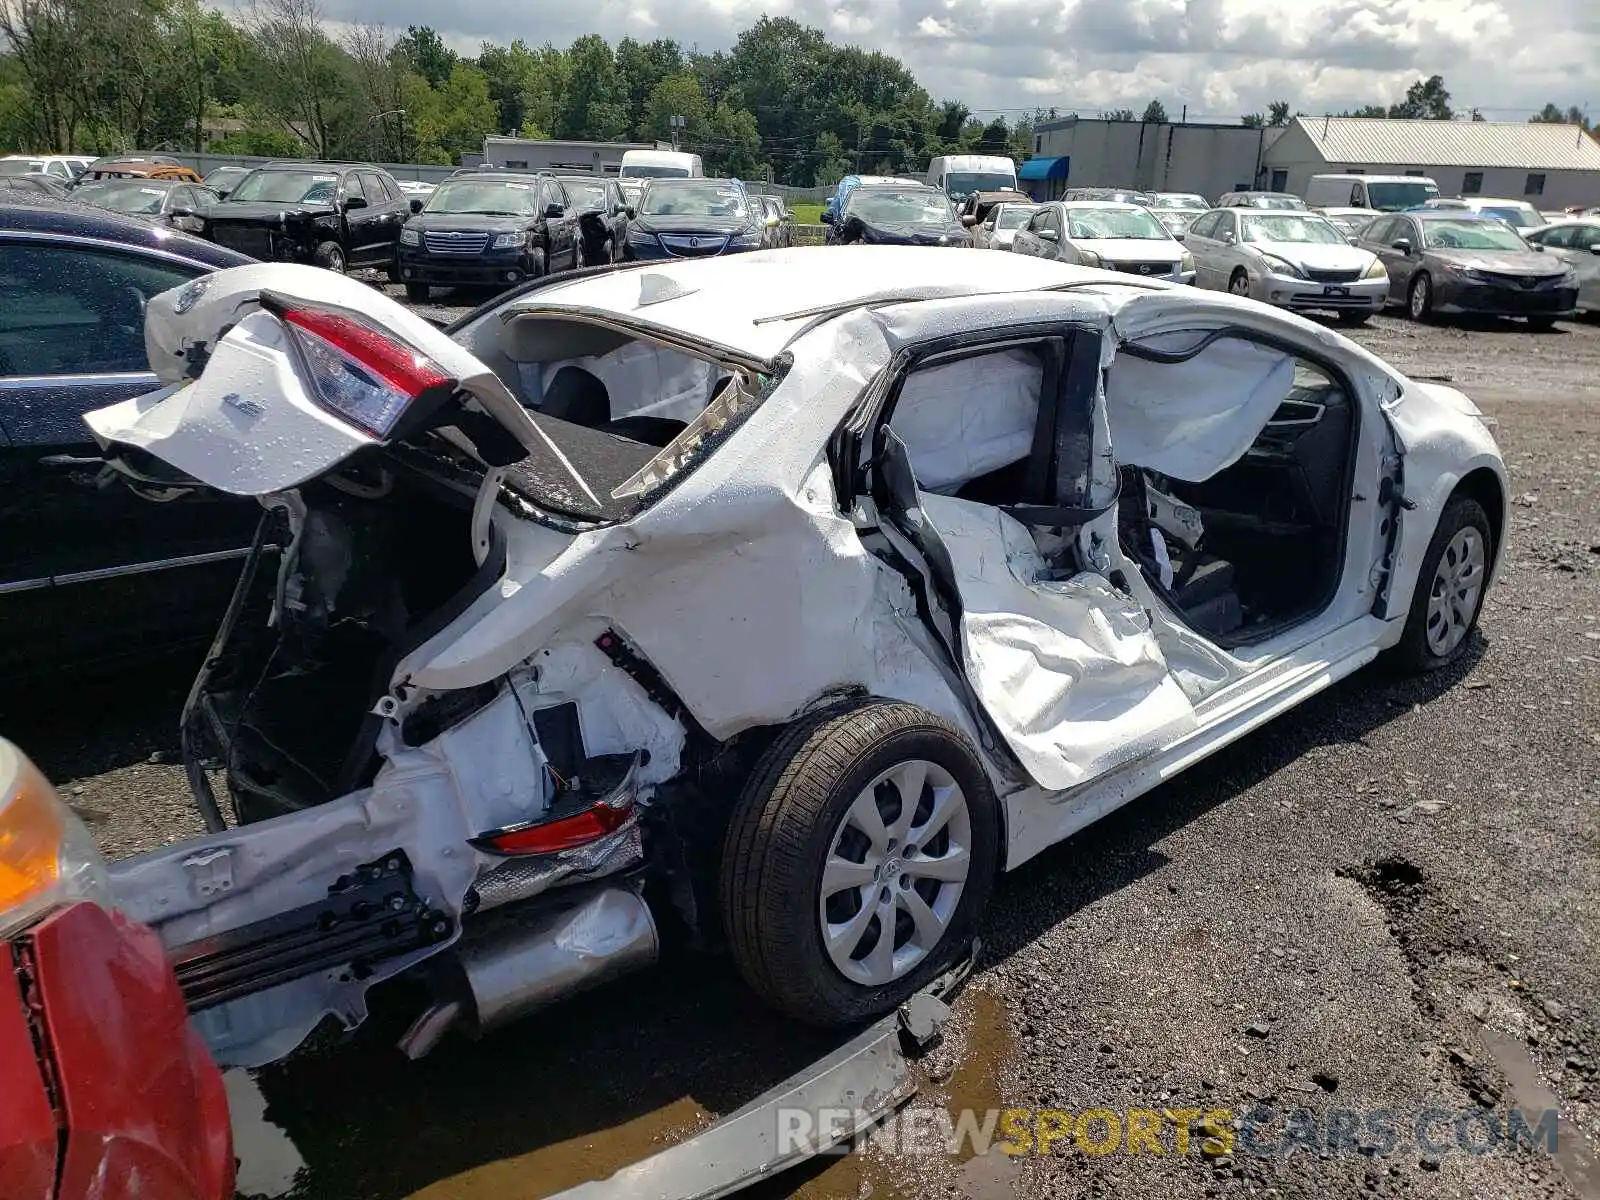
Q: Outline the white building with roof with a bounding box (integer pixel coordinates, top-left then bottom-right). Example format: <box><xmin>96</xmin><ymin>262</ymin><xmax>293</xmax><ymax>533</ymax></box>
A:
<box><xmin>1262</xmin><ymin>117</ymin><xmax>1600</xmax><ymax>208</ymax></box>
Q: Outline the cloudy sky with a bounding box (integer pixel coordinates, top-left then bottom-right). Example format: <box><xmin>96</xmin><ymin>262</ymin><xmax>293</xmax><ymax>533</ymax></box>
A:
<box><xmin>319</xmin><ymin>0</ymin><xmax>1595</xmax><ymax>122</ymax></box>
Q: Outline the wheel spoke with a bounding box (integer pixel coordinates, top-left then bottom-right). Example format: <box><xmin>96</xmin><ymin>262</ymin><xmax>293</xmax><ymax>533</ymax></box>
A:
<box><xmin>861</xmin><ymin>899</ymin><xmax>897</xmax><ymax>980</ymax></box>
<box><xmin>825</xmin><ymin>895</ymin><xmax>880</xmax><ymax>963</ymax></box>
<box><xmin>886</xmin><ymin>760</ymin><xmax>928</xmax><ymax>840</ymax></box>
<box><xmin>897</xmin><ymin>888</ymin><xmax>946</xmax><ymax>949</ymax></box>
<box><xmin>909</xmin><ymin>783</ymin><xmax>962</xmax><ymax>844</ymax></box>
<box><xmin>821</xmin><ymin>854</ymin><xmax>876</xmax><ymax>897</ymax></box>
<box><xmin>904</xmin><ymin>845</ymin><xmax>970</xmax><ymax>883</ymax></box>
<box><xmin>846</xmin><ymin>790</ymin><xmax>890</xmax><ymax>854</ymax></box>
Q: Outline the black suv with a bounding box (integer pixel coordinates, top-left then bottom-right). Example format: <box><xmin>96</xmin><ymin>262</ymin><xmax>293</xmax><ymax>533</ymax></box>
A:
<box><xmin>202</xmin><ymin>161</ymin><xmax>409</xmax><ymax>273</ymax></box>
<box><xmin>396</xmin><ymin>172</ymin><xmax>580</xmax><ymax>300</ymax></box>
<box><xmin>553</xmin><ymin>175</ymin><xmax>632</xmax><ymax>264</ymax></box>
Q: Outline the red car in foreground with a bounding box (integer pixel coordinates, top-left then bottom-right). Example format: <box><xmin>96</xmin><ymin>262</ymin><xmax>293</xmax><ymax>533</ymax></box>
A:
<box><xmin>0</xmin><ymin>739</ymin><xmax>234</xmax><ymax>1200</ymax></box>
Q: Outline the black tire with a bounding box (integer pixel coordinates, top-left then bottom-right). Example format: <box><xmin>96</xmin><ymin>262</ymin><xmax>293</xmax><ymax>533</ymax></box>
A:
<box><xmin>1388</xmin><ymin>496</ymin><xmax>1493</xmax><ymax>673</ymax></box>
<box><xmin>1228</xmin><ymin>269</ymin><xmax>1251</xmax><ymax>297</ymax></box>
<box><xmin>720</xmin><ymin>699</ymin><xmax>999</xmax><ymax>1027</ymax></box>
<box><xmin>1526</xmin><ymin>315</ymin><xmax>1557</xmax><ymax>331</ymax></box>
<box><xmin>1407</xmin><ymin>273</ymin><xmax>1433</xmax><ymax>322</ymax></box>
<box><xmin>405</xmin><ymin>282</ymin><xmax>430</xmax><ymax>302</ymax></box>
<box><xmin>386</xmin><ymin>255</ymin><xmax>401</xmax><ymax>284</ymax></box>
<box><xmin>1338</xmin><ymin>310</ymin><xmax>1371</xmax><ymax>326</ymax></box>
<box><xmin>313</xmin><ymin>241</ymin><xmax>346</xmax><ymax>273</ymax></box>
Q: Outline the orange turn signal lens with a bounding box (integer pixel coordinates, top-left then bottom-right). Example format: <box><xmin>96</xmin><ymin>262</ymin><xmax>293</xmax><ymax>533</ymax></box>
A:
<box><xmin>0</xmin><ymin>745</ymin><xmax>64</xmax><ymax>913</ymax></box>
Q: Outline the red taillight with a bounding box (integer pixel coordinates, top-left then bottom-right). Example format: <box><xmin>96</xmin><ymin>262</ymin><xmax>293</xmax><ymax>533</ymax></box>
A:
<box><xmin>280</xmin><ymin>307</ymin><xmax>450</xmax><ymax>437</ymax></box>
<box><xmin>475</xmin><ymin>801</ymin><xmax>635</xmax><ymax>857</ymax></box>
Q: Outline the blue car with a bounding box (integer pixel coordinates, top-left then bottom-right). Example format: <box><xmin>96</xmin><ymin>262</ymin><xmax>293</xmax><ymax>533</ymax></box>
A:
<box><xmin>624</xmin><ymin>178</ymin><xmax>765</xmax><ymax>261</ymax></box>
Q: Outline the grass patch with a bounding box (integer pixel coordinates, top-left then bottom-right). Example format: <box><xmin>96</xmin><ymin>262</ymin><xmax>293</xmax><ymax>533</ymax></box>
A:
<box><xmin>789</xmin><ymin>202</ymin><xmax>824</xmax><ymax>225</ymax></box>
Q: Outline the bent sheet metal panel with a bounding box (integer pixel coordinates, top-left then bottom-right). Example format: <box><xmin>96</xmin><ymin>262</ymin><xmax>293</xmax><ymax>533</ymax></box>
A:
<box><xmin>545</xmin><ymin>993</ymin><xmax>953</xmax><ymax>1200</ymax></box>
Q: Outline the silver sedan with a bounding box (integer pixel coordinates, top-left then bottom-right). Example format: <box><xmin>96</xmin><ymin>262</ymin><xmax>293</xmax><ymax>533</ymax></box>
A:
<box><xmin>1523</xmin><ymin>220</ymin><xmax>1600</xmax><ymax>314</ymax></box>
<box><xmin>1184</xmin><ymin>207</ymin><xmax>1389</xmax><ymax>325</ymax></box>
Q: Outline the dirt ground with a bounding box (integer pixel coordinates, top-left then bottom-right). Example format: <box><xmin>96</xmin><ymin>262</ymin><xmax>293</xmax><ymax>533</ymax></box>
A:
<box><xmin>6</xmin><ymin>307</ymin><xmax>1597</xmax><ymax>1200</ymax></box>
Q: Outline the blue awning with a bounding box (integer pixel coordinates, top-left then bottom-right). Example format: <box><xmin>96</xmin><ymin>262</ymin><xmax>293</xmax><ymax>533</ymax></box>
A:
<box><xmin>1018</xmin><ymin>156</ymin><xmax>1069</xmax><ymax>181</ymax></box>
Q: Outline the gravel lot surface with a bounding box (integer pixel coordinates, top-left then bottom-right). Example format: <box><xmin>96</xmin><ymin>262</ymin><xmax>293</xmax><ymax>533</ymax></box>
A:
<box><xmin>4</xmin><ymin>301</ymin><xmax>1596</xmax><ymax>1200</ymax></box>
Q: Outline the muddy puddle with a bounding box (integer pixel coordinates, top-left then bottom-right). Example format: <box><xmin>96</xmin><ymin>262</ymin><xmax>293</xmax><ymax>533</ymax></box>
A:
<box><xmin>232</xmin><ymin>961</ymin><xmax>1019</xmax><ymax>1200</ymax></box>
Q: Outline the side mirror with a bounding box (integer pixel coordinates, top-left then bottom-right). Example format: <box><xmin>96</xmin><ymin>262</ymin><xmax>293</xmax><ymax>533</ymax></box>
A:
<box><xmin>624</xmin><ymin>206</ymin><xmax>636</xmax><ymax>219</ymax></box>
<box><xmin>1391</xmin><ymin>238</ymin><xmax>1411</xmax><ymax>254</ymax></box>
<box><xmin>1590</xmin><ymin>243</ymin><xmax>1600</xmax><ymax>256</ymax></box>
<box><xmin>343</xmin><ymin>195</ymin><xmax>368</xmax><ymax>210</ymax></box>
<box><xmin>409</xmin><ymin>197</ymin><xmax>424</xmax><ymax>213</ymax></box>
<box><xmin>1348</xmin><ymin>235</ymin><xmax>1360</xmax><ymax>245</ymax></box>
<box><xmin>1531</xmin><ymin>243</ymin><xmax>1545</xmax><ymax>252</ymax></box>
<box><xmin>961</xmin><ymin>214</ymin><xmax>978</xmax><ymax>227</ymax></box>
<box><xmin>1221</xmin><ymin>230</ymin><xmax>1236</xmax><ymax>245</ymax></box>
<box><xmin>544</xmin><ymin>202</ymin><xmax>564</xmax><ymax>218</ymax></box>
<box><xmin>1038</xmin><ymin>228</ymin><xmax>1058</xmax><ymax>242</ymax></box>
<box><xmin>170</xmin><ymin>206</ymin><xmax>194</xmax><ymax>218</ymax></box>
<box><xmin>820</xmin><ymin>208</ymin><xmax>834</xmax><ymax>225</ymax></box>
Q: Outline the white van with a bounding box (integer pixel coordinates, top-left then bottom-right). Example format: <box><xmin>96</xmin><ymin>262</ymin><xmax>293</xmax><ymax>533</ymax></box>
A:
<box><xmin>926</xmin><ymin>154</ymin><xmax>1018</xmax><ymax>201</ymax></box>
<box><xmin>619</xmin><ymin>149</ymin><xmax>704</xmax><ymax>182</ymax></box>
<box><xmin>1305</xmin><ymin>173</ymin><xmax>1439</xmax><ymax>213</ymax></box>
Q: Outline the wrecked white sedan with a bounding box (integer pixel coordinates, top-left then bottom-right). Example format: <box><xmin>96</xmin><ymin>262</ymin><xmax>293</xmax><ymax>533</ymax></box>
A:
<box><xmin>82</xmin><ymin>249</ymin><xmax>1504</xmax><ymax>1069</ymax></box>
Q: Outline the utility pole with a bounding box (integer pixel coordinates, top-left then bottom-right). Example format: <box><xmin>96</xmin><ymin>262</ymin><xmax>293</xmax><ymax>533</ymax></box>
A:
<box><xmin>669</xmin><ymin>115</ymin><xmax>685</xmax><ymax>151</ymax></box>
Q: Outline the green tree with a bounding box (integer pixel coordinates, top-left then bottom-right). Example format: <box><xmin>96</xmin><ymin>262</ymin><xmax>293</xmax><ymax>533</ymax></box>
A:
<box><xmin>700</xmin><ymin>98</ymin><xmax>761</xmax><ymax>177</ymax></box>
<box><xmin>1100</xmin><ymin>108</ymin><xmax>1135</xmax><ymax>121</ymax></box>
<box><xmin>1240</xmin><ymin>113</ymin><xmax>1265</xmax><ymax>128</ymax></box>
<box><xmin>1530</xmin><ymin>102</ymin><xmax>1590</xmax><ymax>129</ymax></box>
<box><xmin>1387</xmin><ymin>74</ymin><xmax>1452</xmax><ymax>119</ymax></box>
<box><xmin>393</xmin><ymin>25</ymin><xmax>456</xmax><ymax>90</ymax></box>
<box><xmin>1140</xmin><ymin>99</ymin><xmax>1168</xmax><ymax>123</ymax></box>
<box><xmin>614</xmin><ymin>36</ymin><xmax>683</xmax><ymax>137</ymax></box>
<box><xmin>556</xmin><ymin>33</ymin><xmax>626</xmax><ymax>139</ymax></box>
<box><xmin>1267</xmin><ymin>100</ymin><xmax>1291</xmax><ymax>126</ymax></box>
<box><xmin>811</xmin><ymin>128</ymin><xmax>850</xmax><ymax>186</ymax></box>
<box><xmin>641</xmin><ymin>71</ymin><xmax>706</xmax><ymax>143</ymax></box>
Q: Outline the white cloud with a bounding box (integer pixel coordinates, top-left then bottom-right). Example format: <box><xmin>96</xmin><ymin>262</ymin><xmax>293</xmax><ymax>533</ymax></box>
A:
<box><xmin>319</xmin><ymin>0</ymin><xmax>1595</xmax><ymax>122</ymax></box>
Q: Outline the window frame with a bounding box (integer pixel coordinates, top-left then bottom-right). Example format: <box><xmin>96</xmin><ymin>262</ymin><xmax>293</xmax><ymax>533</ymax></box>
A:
<box><xmin>1462</xmin><ymin>172</ymin><xmax>1484</xmax><ymax>195</ymax></box>
<box><xmin>1524</xmin><ymin>173</ymin><xmax>1546</xmax><ymax>197</ymax></box>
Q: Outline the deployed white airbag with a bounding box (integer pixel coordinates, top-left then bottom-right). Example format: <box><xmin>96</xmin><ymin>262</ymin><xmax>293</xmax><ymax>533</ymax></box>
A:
<box><xmin>534</xmin><ymin>341</ymin><xmax>721</xmax><ymax>424</ymax></box>
<box><xmin>892</xmin><ymin>347</ymin><xmax>1041</xmax><ymax>493</ymax></box>
<box><xmin>1105</xmin><ymin>333</ymin><xmax>1295</xmax><ymax>482</ymax></box>
<box><xmin>918</xmin><ymin>492</ymin><xmax>1197</xmax><ymax>791</ymax></box>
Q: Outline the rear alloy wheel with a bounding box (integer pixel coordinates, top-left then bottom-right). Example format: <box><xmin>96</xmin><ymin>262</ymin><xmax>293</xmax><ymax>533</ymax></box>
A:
<box><xmin>313</xmin><ymin>241</ymin><xmax>346</xmax><ymax>274</ymax></box>
<box><xmin>1390</xmin><ymin>497</ymin><xmax>1492</xmax><ymax>671</ymax></box>
<box><xmin>1408</xmin><ymin>273</ymin><xmax>1433</xmax><ymax>322</ymax></box>
<box><xmin>720</xmin><ymin>699</ymin><xmax>998</xmax><ymax>1026</ymax></box>
<box><xmin>1228</xmin><ymin>269</ymin><xmax>1251</xmax><ymax>297</ymax></box>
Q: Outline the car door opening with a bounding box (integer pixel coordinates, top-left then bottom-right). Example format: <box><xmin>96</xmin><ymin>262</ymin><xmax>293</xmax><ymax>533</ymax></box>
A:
<box><xmin>1106</xmin><ymin>330</ymin><xmax>1359</xmax><ymax>645</ymax></box>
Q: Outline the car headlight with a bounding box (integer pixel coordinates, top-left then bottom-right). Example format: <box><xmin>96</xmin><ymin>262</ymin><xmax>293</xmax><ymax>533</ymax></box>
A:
<box><xmin>1258</xmin><ymin>253</ymin><xmax>1306</xmax><ymax>279</ymax></box>
<box><xmin>1557</xmin><ymin>268</ymin><xmax>1577</xmax><ymax>286</ymax></box>
<box><xmin>1180</xmin><ymin>250</ymin><xmax>1195</xmax><ymax>273</ymax></box>
<box><xmin>491</xmin><ymin>230</ymin><xmax>527</xmax><ymax>250</ymax></box>
<box><xmin>0</xmin><ymin>739</ymin><xmax>110</xmax><ymax>940</ymax></box>
<box><xmin>1363</xmin><ymin>256</ymin><xmax>1387</xmax><ymax>279</ymax></box>
<box><xmin>399</xmin><ymin>227</ymin><xmax>420</xmax><ymax>246</ymax></box>
<box><xmin>728</xmin><ymin>226</ymin><xmax>763</xmax><ymax>249</ymax></box>
<box><xmin>627</xmin><ymin>227</ymin><xmax>655</xmax><ymax>243</ymax></box>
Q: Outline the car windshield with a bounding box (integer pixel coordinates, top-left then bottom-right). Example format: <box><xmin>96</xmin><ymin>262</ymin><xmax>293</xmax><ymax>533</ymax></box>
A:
<box><xmin>227</xmin><ymin>170</ymin><xmax>339</xmax><ymax>204</ymax></box>
<box><xmin>205</xmin><ymin>167</ymin><xmax>248</xmax><ymax>185</ymax></box>
<box><xmin>1479</xmin><ymin>204</ymin><xmax>1541</xmax><ymax>230</ymax></box>
<box><xmin>846</xmin><ymin>190</ymin><xmax>954</xmax><ymax>226</ymax></box>
<box><xmin>1153</xmin><ymin>194</ymin><xmax>1206</xmax><ymax>208</ymax></box>
<box><xmin>640</xmin><ymin>181</ymin><xmax>747</xmax><ymax>220</ymax></box>
<box><xmin>425</xmin><ymin>180</ymin><xmax>540</xmax><ymax>215</ymax></box>
<box><xmin>1241</xmin><ymin>213</ymin><xmax>1347</xmax><ymax>244</ymax></box>
<box><xmin>1421</xmin><ymin>219</ymin><xmax>1529</xmax><ymax>251</ymax></box>
<box><xmin>561</xmin><ymin>181</ymin><xmax>608</xmax><ymax>211</ymax></box>
<box><xmin>1250</xmin><ymin>195</ymin><xmax>1304</xmax><ymax>209</ymax></box>
<box><xmin>997</xmin><ymin>206</ymin><xmax>1036</xmax><ymax>230</ymax></box>
<box><xmin>1366</xmin><ymin>180</ymin><xmax>1439</xmax><ymax>212</ymax></box>
<box><xmin>622</xmin><ymin>165</ymin><xmax>690</xmax><ymax>179</ymax></box>
<box><xmin>1157</xmin><ymin>210</ymin><xmax>1202</xmax><ymax>232</ymax></box>
<box><xmin>77</xmin><ymin>180</ymin><xmax>170</xmax><ymax>214</ymax></box>
<box><xmin>1065</xmin><ymin>207</ymin><xmax>1169</xmax><ymax>240</ymax></box>
<box><xmin>944</xmin><ymin>171</ymin><xmax>1016</xmax><ymax>200</ymax></box>
<box><xmin>0</xmin><ymin>160</ymin><xmax>45</xmax><ymax>176</ymax></box>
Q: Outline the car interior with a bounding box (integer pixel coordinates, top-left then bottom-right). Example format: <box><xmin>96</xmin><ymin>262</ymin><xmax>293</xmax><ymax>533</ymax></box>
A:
<box><xmin>877</xmin><ymin>331</ymin><xmax>1355</xmax><ymax>649</ymax></box>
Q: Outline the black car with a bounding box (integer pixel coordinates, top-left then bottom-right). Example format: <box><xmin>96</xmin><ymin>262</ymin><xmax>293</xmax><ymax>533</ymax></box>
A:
<box><xmin>203</xmin><ymin>161</ymin><xmax>409</xmax><ymax>274</ymax></box>
<box><xmin>0</xmin><ymin>198</ymin><xmax>260</xmax><ymax>677</ymax></box>
<box><xmin>554</xmin><ymin>174</ymin><xmax>632</xmax><ymax>264</ymax></box>
<box><xmin>72</xmin><ymin>178</ymin><xmax>220</xmax><ymax>235</ymax></box>
<box><xmin>828</xmin><ymin>185</ymin><xmax>970</xmax><ymax>246</ymax></box>
<box><xmin>624</xmin><ymin>178</ymin><xmax>765</xmax><ymax>261</ymax></box>
<box><xmin>0</xmin><ymin>175</ymin><xmax>68</xmax><ymax>201</ymax></box>
<box><xmin>201</xmin><ymin>165</ymin><xmax>253</xmax><ymax>200</ymax></box>
<box><xmin>396</xmin><ymin>172</ymin><xmax>580</xmax><ymax>301</ymax></box>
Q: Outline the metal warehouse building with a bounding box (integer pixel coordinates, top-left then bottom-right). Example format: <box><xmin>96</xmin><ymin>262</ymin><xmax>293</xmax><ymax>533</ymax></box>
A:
<box><xmin>478</xmin><ymin>136</ymin><xmax>657</xmax><ymax>175</ymax></box>
<box><xmin>1261</xmin><ymin>117</ymin><xmax>1600</xmax><ymax>209</ymax></box>
<box><xmin>1025</xmin><ymin>116</ymin><xmax>1280</xmax><ymax>203</ymax></box>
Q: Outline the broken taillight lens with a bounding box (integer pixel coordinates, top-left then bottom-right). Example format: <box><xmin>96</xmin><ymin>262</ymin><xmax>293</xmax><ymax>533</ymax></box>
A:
<box><xmin>281</xmin><ymin>307</ymin><xmax>450</xmax><ymax>438</ymax></box>
<box><xmin>475</xmin><ymin>801</ymin><xmax>635</xmax><ymax>856</ymax></box>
